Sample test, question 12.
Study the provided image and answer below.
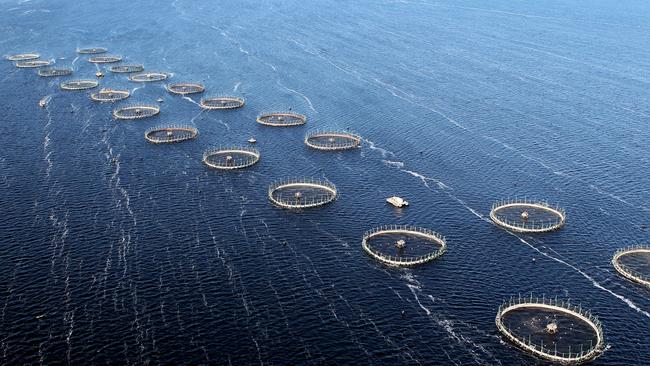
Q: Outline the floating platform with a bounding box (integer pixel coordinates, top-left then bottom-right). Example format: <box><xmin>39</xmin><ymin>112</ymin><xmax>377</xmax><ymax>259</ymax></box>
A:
<box><xmin>496</xmin><ymin>294</ymin><xmax>604</xmax><ymax>364</ymax></box>
<box><xmin>113</xmin><ymin>104</ymin><xmax>160</xmax><ymax>120</ymax></box>
<box><xmin>60</xmin><ymin>79</ymin><xmax>99</xmax><ymax>91</ymax></box>
<box><xmin>257</xmin><ymin>112</ymin><xmax>306</xmax><ymax>127</ymax></box>
<box><xmin>15</xmin><ymin>60</ymin><xmax>51</xmax><ymax>68</ymax></box>
<box><xmin>386</xmin><ymin>196</ymin><xmax>409</xmax><ymax>208</ymax></box>
<box><xmin>145</xmin><ymin>125</ymin><xmax>198</xmax><ymax>144</ymax></box>
<box><xmin>109</xmin><ymin>64</ymin><xmax>144</xmax><ymax>73</ymax></box>
<box><xmin>199</xmin><ymin>96</ymin><xmax>245</xmax><ymax>110</ymax></box>
<box><xmin>129</xmin><ymin>72</ymin><xmax>169</xmax><ymax>82</ymax></box>
<box><xmin>6</xmin><ymin>53</ymin><xmax>40</xmax><ymax>61</ymax></box>
<box><xmin>490</xmin><ymin>198</ymin><xmax>566</xmax><ymax>233</ymax></box>
<box><xmin>362</xmin><ymin>225</ymin><xmax>446</xmax><ymax>266</ymax></box>
<box><xmin>166</xmin><ymin>82</ymin><xmax>205</xmax><ymax>95</ymax></box>
<box><xmin>38</xmin><ymin>67</ymin><xmax>73</xmax><ymax>77</ymax></box>
<box><xmin>612</xmin><ymin>246</ymin><xmax>650</xmax><ymax>288</ymax></box>
<box><xmin>88</xmin><ymin>55</ymin><xmax>122</xmax><ymax>63</ymax></box>
<box><xmin>304</xmin><ymin>130</ymin><xmax>361</xmax><ymax>151</ymax></box>
<box><xmin>90</xmin><ymin>89</ymin><xmax>130</xmax><ymax>102</ymax></box>
<box><xmin>77</xmin><ymin>47</ymin><xmax>107</xmax><ymax>54</ymax></box>
<box><xmin>268</xmin><ymin>178</ymin><xmax>337</xmax><ymax>209</ymax></box>
<box><xmin>203</xmin><ymin>146</ymin><xmax>260</xmax><ymax>170</ymax></box>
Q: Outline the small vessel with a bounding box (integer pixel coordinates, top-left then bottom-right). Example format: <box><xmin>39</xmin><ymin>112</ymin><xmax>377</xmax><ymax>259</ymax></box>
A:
<box><xmin>247</xmin><ymin>137</ymin><xmax>257</xmax><ymax>144</ymax></box>
<box><xmin>157</xmin><ymin>98</ymin><xmax>164</xmax><ymax>103</ymax></box>
<box><xmin>95</xmin><ymin>71</ymin><xmax>104</xmax><ymax>77</ymax></box>
<box><xmin>386</xmin><ymin>196</ymin><xmax>408</xmax><ymax>208</ymax></box>
<box><xmin>38</xmin><ymin>96</ymin><xmax>49</xmax><ymax>108</ymax></box>
<box><xmin>111</xmin><ymin>157</ymin><xmax>119</xmax><ymax>164</ymax></box>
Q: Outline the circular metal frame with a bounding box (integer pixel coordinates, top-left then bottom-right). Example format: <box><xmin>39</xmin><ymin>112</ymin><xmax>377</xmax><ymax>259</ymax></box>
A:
<box><xmin>268</xmin><ymin>178</ymin><xmax>337</xmax><ymax>209</ymax></box>
<box><xmin>612</xmin><ymin>246</ymin><xmax>650</xmax><ymax>288</ymax></box>
<box><xmin>362</xmin><ymin>225</ymin><xmax>446</xmax><ymax>266</ymax></box>
<box><xmin>129</xmin><ymin>72</ymin><xmax>169</xmax><ymax>82</ymax></box>
<box><xmin>304</xmin><ymin>130</ymin><xmax>362</xmax><ymax>151</ymax></box>
<box><xmin>496</xmin><ymin>295</ymin><xmax>604</xmax><ymax>364</ymax></box>
<box><xmin>166</xmin><ymin>82</ymin><xmax>205</xmax><ymax>95</ymax></box>
<box><xmin>199</xmin><ymin>96</ymin><xmax>245</xmax><ymax>110</ymax></box>
<box><xmin>113</xmin><ymin>104</ymin><xmax>160</xmax><ymax>120</ymax></box>
<box><xmin>15</xmin><ymin>60</ymin><xmax>51</xmax><ymax>68</ymax></box>
<box><xmin>38</xmin><ymin>67</ymin><xmax>73</xmax><ymax>77</ymax></box>
<box><xmin>90</xmin><ymin>88</ymin><xmax>130</xmax><ymax>102</ymax></box>
<box><xmin>256</xmin><ymin>112</ymin><xmax>307</xmax><ymax>127</ymax></box>
<box><xmin>202</xmin><ymin>146</ymin><xmax>260</xmax><ymax>170</ymax></box>
<box><xmin>490</xmin><ymin>198</ymin><xmax>566</xmax><ymax>233</ymax></box>
<box><xmin>60</xmin><ymin>79</ymin><xmax>99</xmax><ymax>91</ymax></box>
<box><xmin>77</xmin><ymin>47</ymin><xmax>108</xmax><ymax>54</ymax></box>
<box><xmin>6</xmin><ymin>53</ymin><xmax>40</xmax><ymax>61</ymax></box>
<box><xmin>109</xmin><ymin>64</ymin><xmax>144</xmax><ymax>73</ymax></box>
<box><xmin>88</xmin><ymin>55</ymin><xmax>122</xmax><ymax>63</ymax></box>
<box><xmin>145</xmin><ymin>125</ymin><xmax>198</xmax><ymax>144</ymax></box>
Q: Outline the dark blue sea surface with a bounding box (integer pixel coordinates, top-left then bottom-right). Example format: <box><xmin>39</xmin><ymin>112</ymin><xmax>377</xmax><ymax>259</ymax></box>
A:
<box><xmin>1</xmin><ymin>0</ymin><xmax>650</xmax><ymax>364</ymax></box>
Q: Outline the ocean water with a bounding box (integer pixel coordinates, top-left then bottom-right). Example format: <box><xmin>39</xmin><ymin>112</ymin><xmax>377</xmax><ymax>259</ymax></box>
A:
<box><xmin>1</xmin><ymin>0</ymin><xmax>650</xmax><ymax>364</ymax></box>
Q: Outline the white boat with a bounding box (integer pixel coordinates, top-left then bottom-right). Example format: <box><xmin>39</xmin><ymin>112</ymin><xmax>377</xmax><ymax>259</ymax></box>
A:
<box><xmin>248</xmin><ymin>137</ymin><xmax>257</xmax><ymax>144</ymax></box>
<box><xmin>386</xmin><ymin>196</ymin><xmax>408</xmax><ymax>208</ymax></box>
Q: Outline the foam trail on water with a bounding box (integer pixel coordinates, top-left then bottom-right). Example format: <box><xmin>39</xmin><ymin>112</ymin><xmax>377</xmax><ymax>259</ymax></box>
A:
<box><xmin>276</xmin><ymin>80</ymin><xmax>317</xmax><ymax>113</ymax></box>
<box><xmin>515</xmin><ymin>235</ymin><xmax>650</xmax><ymax>319</ymax></box>
<box><xmin>364</xmin><ymin>138</ymin><xmax>395</xmax><ymax>158</ymax></box>
<box><xmin>183</xmin><ymin>96</ymin><xmax>201</xmax><ymax>107</ymax></box>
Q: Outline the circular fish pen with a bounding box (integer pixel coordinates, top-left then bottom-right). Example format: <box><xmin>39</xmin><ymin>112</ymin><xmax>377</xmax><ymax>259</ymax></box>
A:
<box><xmin>6</xmin><ymin>53</ymin><xmax>39</xmax><ymax>61</ymax></box>
<box><xmin>129</xmin><ymin>72</ymin><xmax>169</xmax><ymax>82</ymax></box>
<box><xmin>38</xmin><ymin>67</ymin><xmax>73</xmax><ymax>77</ymax></box>
<box><xmin>15</xmin><ymin>60</ymin><xmax>51</xmax><ymax>68</ymax></box>
<box><xmin>200</xmin><ymin>96</ymin><xmax>245</xmax><ymax>110</ymax></box>
<box><xmin>612</xmin><ymin>246</ymin><xmax>650</xmax><ymax>288</ymax></box>
<box><xmin>145</xmin><ymin>125</ymin><xmax>198</xmax><ymax>144</ymax></box>
<box><xmin>90</xmin><ymin>88</ymin><xmax>130</xmax><ymax>102</ymax></box>
<box><xmin>268</xmin><ymin>178</ymin><xmax>337</xmax><ymax>209</ymax></box>
<box><xmin>60</xmin><ymin>79</ymin><xmax>99</xmax><ymax>91</ymax></box>
<box><xmin>88</xmin><ymin>55</ymin><xmax>122</xmax><ymax>63</ymax></box>
<box><xmin>490</xmin><ymin>198</ymin><xmax>566</xmax><ymax>233</ymax></box>
<box><xmin>304</xmin><ymin>130</ymin><xmax>362</xmax><ymax>151</ymax></box>
<box><xmin>109</xmin><ymin>64</ymin><xmax>144</xmax><ymax>73</ymax></box>
<box><xmin>166</xmin><ymin>83</ymin><xmax>205</xmax><ymax>95</ymax></box>
<box><xmin>495</xmin><ymin>295</ymin><xmax>604</xmax><ymax>364</ymax></box>
<box><xmin>362</xmin><ymin>225</ymin><xmax>446</xmax><ymax>266</ymax></box>
<box><xmin>257</xmin><ymin>112</ymin><xmax>306</xmax><ymax>127</ymax></box>
<box><xmin>203</xmin><ymin>146</ymin><xmax>260</xmax><ymax>170</ymax></box>
<box><xmin>113</xmin><ymin>104</ymin><xmax>160</xmax><ymax>120</ymax></box>
<box><xmin>77</xmin><ymin>47</ymin><xmax>107</xmax><ymax>54</ymax></box>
